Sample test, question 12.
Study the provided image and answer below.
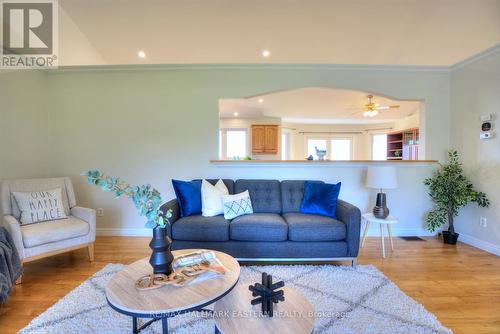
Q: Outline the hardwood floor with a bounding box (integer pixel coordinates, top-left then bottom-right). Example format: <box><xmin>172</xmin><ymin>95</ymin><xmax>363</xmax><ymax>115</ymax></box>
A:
<box><xmin>0</xmin><ymin>236</ymin><xmax>499</xmax><ymax>333</ymax></box>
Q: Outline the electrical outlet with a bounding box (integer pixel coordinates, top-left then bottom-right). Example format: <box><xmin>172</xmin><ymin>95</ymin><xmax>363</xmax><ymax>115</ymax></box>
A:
<box><xmin>479</xmin><ymin>217</ymin><xmax>487</xmax><ymax>228</ymax></box>
<box><xmin>97</xmin><ymin>208</ymin><xmax>104</xmax><ymax>217</ymax></box>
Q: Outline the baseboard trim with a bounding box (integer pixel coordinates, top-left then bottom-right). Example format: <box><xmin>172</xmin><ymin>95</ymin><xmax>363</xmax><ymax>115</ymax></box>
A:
<box><xmin>97</xmin><ymin>228</ymin><xmax>152</xmax><ymax>237</ymax></box>
<box><xmin>458</xmin><ymin>233</ymin><xmax>500</xmax><ymax>256</ymax></box>
<box><xmin>363</xmin><ymin>227</ymin><xmax>435</xmax><ymax>237</ymax></box>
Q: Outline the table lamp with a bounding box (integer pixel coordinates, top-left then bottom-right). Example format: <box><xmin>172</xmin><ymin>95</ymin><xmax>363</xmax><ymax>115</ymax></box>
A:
<box><xmin>366</xmin><ymin>166</ymin><xmax>398</xmax><ymax>219</ymax></box>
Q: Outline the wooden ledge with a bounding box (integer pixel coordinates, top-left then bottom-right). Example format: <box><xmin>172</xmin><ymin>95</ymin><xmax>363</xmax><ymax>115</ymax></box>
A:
<box><xmin>210</xmin><ymin>159</ymin><xmax>438</xmax><ymax>167</ymax></box>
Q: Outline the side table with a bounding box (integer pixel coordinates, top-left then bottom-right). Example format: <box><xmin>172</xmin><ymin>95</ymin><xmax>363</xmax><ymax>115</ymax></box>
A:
<box><xmin>361</xmin><ymin>213</ymin><xmax>398</xmax><ymax>258</ymax></box>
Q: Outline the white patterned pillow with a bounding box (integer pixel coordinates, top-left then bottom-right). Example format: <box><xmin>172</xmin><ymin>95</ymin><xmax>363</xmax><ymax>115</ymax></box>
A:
<box><xmin>12</xmin><ymin>188</ymin><xmax>68</xmax><ymax>225</ymax></box>
<box><xmin>222</xmin><ymin>190</ymin><xmax>253</xmax><ymax>220</ymax></box>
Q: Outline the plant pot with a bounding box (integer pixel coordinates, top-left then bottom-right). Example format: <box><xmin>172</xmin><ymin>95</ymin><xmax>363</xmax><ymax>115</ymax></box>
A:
<box><xmin>442</xmin><ymin>231</ymin><xmax>459</xmax><ymax>245</ymax></box>
<box><xmin>149</xmin><ymin>226</ymin><xmax>174</xmax><ymax>275</ymax></box>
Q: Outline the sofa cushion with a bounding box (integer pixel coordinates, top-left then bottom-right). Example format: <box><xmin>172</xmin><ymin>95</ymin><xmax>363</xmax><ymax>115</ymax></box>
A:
<box><xmin>21</xmin><ymin>217</ymin><xmax>90</xmax><ymax>248</ymax></box>
<box><xmin>230</xmin><ymin>213</ymin><xmax>287</xmax><ymax>241</ymax></box>
<box><xmin>281</xmin><ymin>180</ymin><xmax>325</xmax><ymax>213</ymax></box>
<box><xmin>201</xmin><ymin>179</ymin><xmax>229</xmax><ymax>217</ymax></box>
<box><xmin>300</xmin><ymin>181</ymin><xmax>341</xmax><ymax>218</ymax></box>
<box><xmin>222</xmin><ymin>190</ymin><xmax>253</xmax><ymax>220</ymax></box>
<box><xmin>195</xmin><ymin>179</ymin><xmax>234</xmax><ymax>194</ymax></box>
<box><xmin>172</xmin><ymin>179</ymin><xmax>202</xmax><ymax>217</ymax></box>
<box><xmin>283</xmin><ymin>212</ymin><xmax>346</xmax><ymax>241</ymax></box>
<box><xmin>234</xmin><ymin>180</ymin><xmax>281</xmax><ymax>214</ymax></box>
<box><xmin>172</xmin><ymin>215</ymin><xmax>229</xmax><ymax>241</ymax></box>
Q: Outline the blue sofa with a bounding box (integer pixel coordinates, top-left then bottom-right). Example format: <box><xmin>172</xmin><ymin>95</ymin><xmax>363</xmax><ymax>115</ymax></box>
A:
<box><xmin>160</xmin><ymin>179</ymin><xmax>361</xmax><ymax>265</ymax></box>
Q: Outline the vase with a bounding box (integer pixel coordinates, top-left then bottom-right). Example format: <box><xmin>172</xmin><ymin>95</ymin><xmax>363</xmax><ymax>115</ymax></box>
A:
<box><xmin>373</xmin><ymin>192</ymin><xmax>389</xmax><ymax>219</ymax></box>
<box><xmin>149</xmin><ymin>226</ymin><xmax>174</xmax><ymax>275</ymax></box>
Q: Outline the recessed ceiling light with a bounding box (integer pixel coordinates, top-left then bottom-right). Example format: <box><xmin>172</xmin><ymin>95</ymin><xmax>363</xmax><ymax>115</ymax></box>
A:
<box><xmin>262</xmin><ymin>50</ymin><xmax>271</xmax><ymax>58</ymax></box>
<box><xmin>258</xmin><ymin>98</ymin><xmax>264</xmax><ymax>103</ymax></box>
<box><xmin>233</xmin><ymin>112</ymin><xmax>239</xmax><ymax>116</ymax></box>
<box><xmin>138</xmin><ymin>51</ymin><xmax>146</xmax><ymax>58</ymax></box>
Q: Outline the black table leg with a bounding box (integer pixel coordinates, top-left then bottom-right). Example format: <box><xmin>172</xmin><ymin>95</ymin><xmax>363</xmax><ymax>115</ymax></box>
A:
<box><xmin>162</xmin><ymin>317</ymin><xmax>169</xmax><ymax>334</ymax></box>
<box><xmin>132</xmin><ymin>317</ymin><xmax>138</xmax><ymax>333</ymax></box>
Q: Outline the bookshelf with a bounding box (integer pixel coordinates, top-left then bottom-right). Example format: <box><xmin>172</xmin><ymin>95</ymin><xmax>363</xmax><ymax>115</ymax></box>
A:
<box><xmin>386</xmin><ymin>128</ymin><xmax>419</xmax><ymax>160</ymax></box>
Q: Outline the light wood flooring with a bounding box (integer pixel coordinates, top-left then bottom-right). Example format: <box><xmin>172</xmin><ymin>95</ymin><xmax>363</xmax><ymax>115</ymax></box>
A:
<box><xmin>0</xmin><ymin>236</ymin><xmax>499</xmax><ymax>333</ymax></box>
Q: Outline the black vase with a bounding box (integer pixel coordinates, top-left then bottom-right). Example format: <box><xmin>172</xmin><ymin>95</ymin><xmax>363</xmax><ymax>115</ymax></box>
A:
<box><xmin>373</xmin><ymin>192</ymin><xmax>389</xmax><ymax>219</ymax></box>
<box><xmin>149</xmin><ymin>227</ymin><xmax>174</xmax><ymax>275</ymax></box>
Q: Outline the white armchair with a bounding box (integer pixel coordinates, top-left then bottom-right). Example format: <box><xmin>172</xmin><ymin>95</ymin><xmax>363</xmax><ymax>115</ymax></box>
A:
<box><xmin>1</xmin><ymin>177</ymin><xmax>96</xmax><ymax>281</ymax></box>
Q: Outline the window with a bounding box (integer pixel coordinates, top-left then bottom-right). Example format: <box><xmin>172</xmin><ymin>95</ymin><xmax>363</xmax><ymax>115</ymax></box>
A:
<box><xmin>307</xmin><ymin>139</ymin><xmax>327</xmax><ymax>159</ymax></box>
<box><xmin>330</xmin><ymin>139</ymin><xmax>351</xmax><ymax>160</ymax></box>
<box><xmin>281</xmin><ymin>133</ymin><xmax>290</xmax><ymax>160</ymax></box>
<box><xmin>219</xmin><ymin>129</ymin><xmax>247</xmax><ymax>159</ymax></box>
<box><xmin>372</xmin><ymin>134</ymin><xmax>387</xmax><ymax>160</ymax></box>
<box><xmin>306</xmin><ymin>137</ymin><xmax>352</xmax><ymax>160</ymax></box>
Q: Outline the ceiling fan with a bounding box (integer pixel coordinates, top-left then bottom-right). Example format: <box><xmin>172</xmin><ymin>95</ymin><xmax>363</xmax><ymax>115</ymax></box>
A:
<box><xmin>351</xmin><ymin>95</ymin><xmax>400</xmax><ymax>117</ymax></box>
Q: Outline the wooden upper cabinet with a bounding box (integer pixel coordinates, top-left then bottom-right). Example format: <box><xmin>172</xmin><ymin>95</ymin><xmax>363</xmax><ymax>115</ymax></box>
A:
<box><xmin>251</xmin><ymin>125</ymin><xmax>266</xmax><ymax>153</ymax></box>
<box><xmin>251</xmin><ymin>125</ymin><xmax>279</xmax><ymax>154</ymax></box>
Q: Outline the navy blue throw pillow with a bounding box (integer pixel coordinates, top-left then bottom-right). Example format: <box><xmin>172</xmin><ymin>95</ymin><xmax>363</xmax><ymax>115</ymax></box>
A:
<box><xmin>300</xmin><ymin>181</ymin><xmax>341</xmax><ymax>218</ymax></box>
<box><xmin>172</xmin><ymin>179</ymin><xmax>202</xmax><ymax>217</ymax></box>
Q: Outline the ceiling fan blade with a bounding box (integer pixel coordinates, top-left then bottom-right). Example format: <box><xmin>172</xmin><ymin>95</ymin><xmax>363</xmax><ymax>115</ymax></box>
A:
<box><xmin>389</xmin><ymin>105</ymin><xmax>400</xmax><ymax>108</ymax></box>
<box><xmin>375</xmin><ymin>106</ymin><xmax>390</xmax><ymax>110</ymax></box>
<box><xmin>349</xmin><ymin>110</ymin><xmax>364</xmax><ymax>115</ymax></box>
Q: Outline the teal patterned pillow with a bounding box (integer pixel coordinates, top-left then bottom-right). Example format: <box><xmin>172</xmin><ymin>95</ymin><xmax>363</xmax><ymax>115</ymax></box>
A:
<box><xmin>222</xmin><ymin>190</ymin><xmax>253</xmax><ymax>220</ymax></box>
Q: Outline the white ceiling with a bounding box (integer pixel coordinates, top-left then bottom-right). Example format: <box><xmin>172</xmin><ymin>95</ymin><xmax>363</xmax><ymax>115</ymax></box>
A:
<box><xmin>57</xmin><ymin>0</ymin><xmax>500</xmax><ymax>66</ymax></box>
<box><xmin>219</xmin><ymin>88</ymin><xmax>421</xmax><ymax>124</ymax></box>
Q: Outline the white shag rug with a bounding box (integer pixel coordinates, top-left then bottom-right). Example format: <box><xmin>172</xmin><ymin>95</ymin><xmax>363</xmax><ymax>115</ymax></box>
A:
<box><xmin>19</xmin><ymin>264</ymin><xmax>452</xmax><ymax>334</ymax></box>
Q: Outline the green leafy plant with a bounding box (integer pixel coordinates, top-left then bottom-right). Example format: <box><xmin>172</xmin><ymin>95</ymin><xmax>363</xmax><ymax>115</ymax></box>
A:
<box><xmin>82</xmin><ymin>170</ymin><xmax>172</xmax><ymax>229</ymax></box>
<box><xmin>424</xmin><ymin>150</ymin><xmax>489</xmax><ymax>234</ymax></box>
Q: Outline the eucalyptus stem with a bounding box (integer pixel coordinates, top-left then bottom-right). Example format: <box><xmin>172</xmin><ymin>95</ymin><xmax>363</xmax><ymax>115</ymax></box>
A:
<box><xmin>82</xmin><ymin>170</ymin><xmax>172</xmax><ymax>229</ymax></box>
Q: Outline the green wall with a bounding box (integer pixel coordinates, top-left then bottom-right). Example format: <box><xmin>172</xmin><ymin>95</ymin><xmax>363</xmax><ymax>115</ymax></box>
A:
<box><xmin>450</xmin><ymin>49</ymin><xmax>500</xmax><ymax>252</ymax></box>
<box><xmin>0</xmin><ymin>70</ymin><xmax>49</xmax><ymax>179</ymax></box>
<box><xmin>45</xmin><ymin>65</ymin><xmax>449</xmax><ymax>233</ymax></box>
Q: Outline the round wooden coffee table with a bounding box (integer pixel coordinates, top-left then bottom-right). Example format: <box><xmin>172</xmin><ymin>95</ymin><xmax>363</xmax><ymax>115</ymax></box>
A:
<box><xmin>106</xmin><ymin>249</ymin><xmax>240</xmax><ymax>334</ymax></box>
<box><xmin>214</xmin><ymin>284</ymin><xmax>315</xmax><ymax>334</ymax></box>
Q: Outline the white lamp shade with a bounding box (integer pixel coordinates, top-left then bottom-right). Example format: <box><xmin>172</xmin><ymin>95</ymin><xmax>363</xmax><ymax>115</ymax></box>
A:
<box><xmin>366</xmin><ymin>166</ymin><xmax>398</xmax><ymax>189</ymax></box>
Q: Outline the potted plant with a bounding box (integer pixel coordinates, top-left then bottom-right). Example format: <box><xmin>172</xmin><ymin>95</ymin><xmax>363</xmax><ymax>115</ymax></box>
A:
<box><xmin>83</xmin><ymin>170</ymin><xmax>174</xmax><ymax>274</ymax></box>
<box><xmin>424</xmin><ymin>150</ymin><xmax>489</xmax><ymax>244</ymax></box>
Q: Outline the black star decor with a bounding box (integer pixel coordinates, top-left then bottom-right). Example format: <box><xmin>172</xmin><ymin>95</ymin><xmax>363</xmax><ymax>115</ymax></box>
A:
<box><xmin>248</xmin><ymin>272</ymin><xmax>285</xmax><ymax>317</ymax></box>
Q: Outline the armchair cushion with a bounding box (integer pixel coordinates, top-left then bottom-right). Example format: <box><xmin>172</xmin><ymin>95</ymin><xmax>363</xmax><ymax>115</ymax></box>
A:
<box><xmin>12</xmin><ymin>188</ymin><xmax>68</xmax><ymax>225</ymax></box>
<box><xmin>1</xmin><ymin>178</ymin><xmax>75</xmax><ymax>219</ymax></box>
<box><xmin>21</xmin><ymin>217</ymin><xmax>90</xmax><ymax>248</ymax></box>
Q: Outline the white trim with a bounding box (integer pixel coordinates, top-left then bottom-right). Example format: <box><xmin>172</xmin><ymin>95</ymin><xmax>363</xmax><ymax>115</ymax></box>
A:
<box><xmin>458</xmin><ymin>233</ymin><xmax>500</xmax><ymax>256</ymax></box>
<box><xmin>211</xmin><ymin>160</ymin><xmax>437</xmax><ymax>167</ymax></box>
<box><xmin>50</xmin><ymin>63</ymin><xmax>451</xmax><ymax>73</ymax></box>
<box><xmin>362</xmin><ymin>227</ymin><xmax>435</xmax><ymax>237</ymax></box>
<box><xmin>450</xmin><ymin>44</ymin><xmax>500</xmax><ymax>70</ymax></box>
<box><xmin>97</xmin><ymin>228</ymin><xmax>152</xmax><ymax>237</ymax></box>
<box><xmin>42</xmin><ymin>44</ymin><xmax>498</xmax><ymax>74</ymax></box>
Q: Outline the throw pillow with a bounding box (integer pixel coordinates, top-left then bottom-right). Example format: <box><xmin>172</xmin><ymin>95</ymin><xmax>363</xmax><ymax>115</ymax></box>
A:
<box><xmin>172</xmin><ymin>179</ymin><xmax>202</xmax><ymax>217</ymax></box>
<box><xmin>222</xmin><ymin>190</ymin><xmax>253</xmax><ymax>220</ymax></box>
<box><xmin>201</xmin><ymin>179</ymin><xmax>229</xmax><ymax>217</ymax></box>
<box><xmin>300</xmin><ymin>181</ymin><xmax>341</xmax><ymax>218</ymax></box>
<box><xmin>12</xmin><ymin>188</ymin><xmax>68</xmax><ymax>225</ymax></box>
